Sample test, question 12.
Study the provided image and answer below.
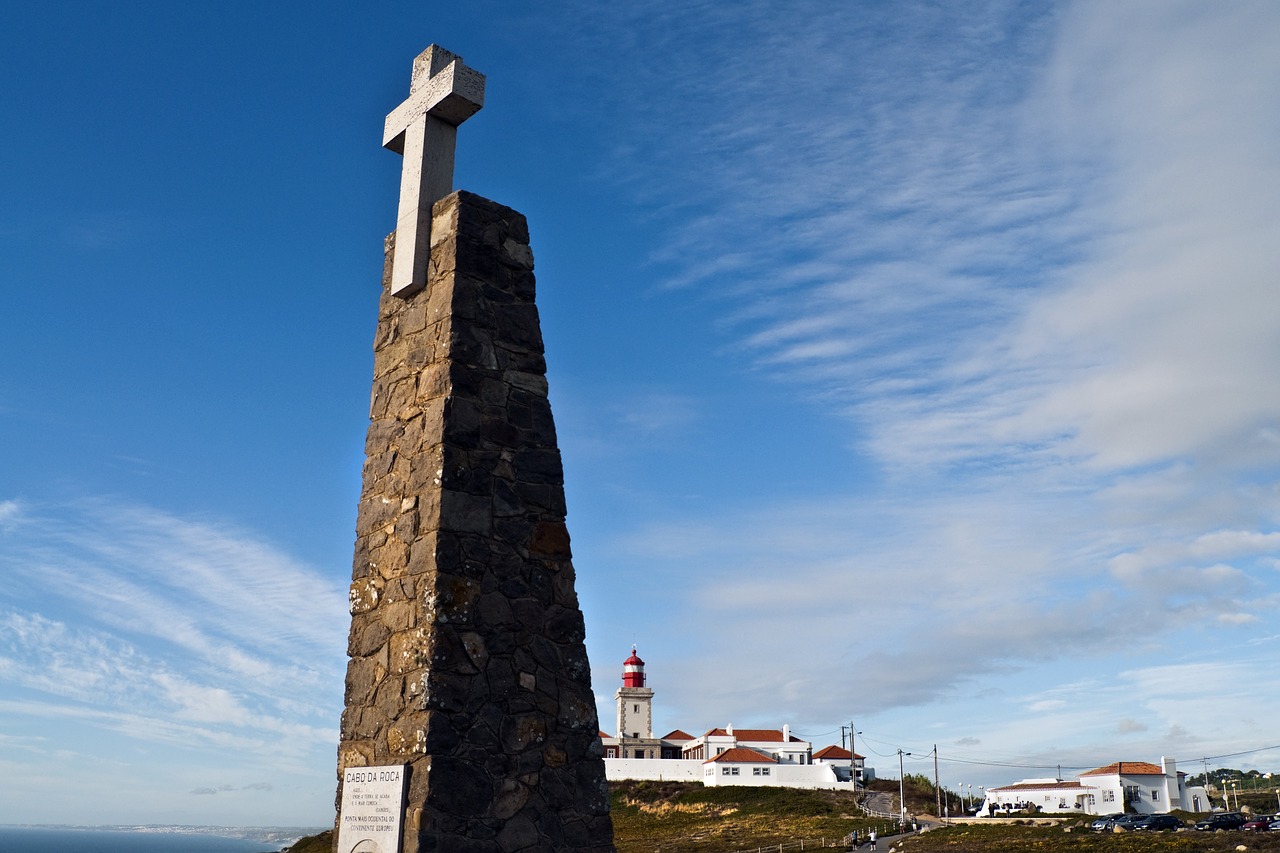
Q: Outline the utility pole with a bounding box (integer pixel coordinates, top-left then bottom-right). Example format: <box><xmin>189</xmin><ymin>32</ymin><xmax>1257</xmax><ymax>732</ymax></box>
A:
<box><xmin>850</xmin><ymin>721</ymin><xmax>858</xmax><ymax>788</ymax></box>
<box><xmin>933</xmin><ymin>745</ymin><xmax>941</xmax><ymax>821</ymax></box>
<box><xmin>898</xmin><ymin>750</ymin><xmax>908</xmax><ymax>830</ymax></box>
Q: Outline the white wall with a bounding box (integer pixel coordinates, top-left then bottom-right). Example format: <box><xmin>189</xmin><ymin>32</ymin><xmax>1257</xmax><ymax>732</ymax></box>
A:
<box><xmin>705</xmin><ymin>763</ymin><xmax>852</xmax><ymax>790</ymax></box>
<box><xmin>605</xmin><ymin>758</ymin><xmax>703</xmax><ymax>782</ymax></box>
<box><xmin>604</xmin><ymin>759</ymin><xmax>854</xmax><ymax>790</ymax></box>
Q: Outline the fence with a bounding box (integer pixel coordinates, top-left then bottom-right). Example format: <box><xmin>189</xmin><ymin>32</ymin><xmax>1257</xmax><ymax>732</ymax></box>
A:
<box><xmin>724</xmin><ymin>840</ymin><xmax>847</xmax><ymax>852</ymax></box>
<box><xmin>722</xmin><ymin>822</ymin><xmax>918</xmax><ymax>853</ymax></box>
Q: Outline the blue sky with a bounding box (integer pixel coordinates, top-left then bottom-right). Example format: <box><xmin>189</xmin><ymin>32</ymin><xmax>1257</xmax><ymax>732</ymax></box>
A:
<box><xmin>3</xmin><ymin>0</ymin><xmax>1279</xmax><ymax>828</ymax></box>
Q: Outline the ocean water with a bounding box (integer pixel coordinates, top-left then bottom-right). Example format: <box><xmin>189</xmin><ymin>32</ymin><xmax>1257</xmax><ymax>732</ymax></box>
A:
<box><xmin>0</xmin><ymin>827</ymin><xmax>285</xmax><ymax>853</ymax></box>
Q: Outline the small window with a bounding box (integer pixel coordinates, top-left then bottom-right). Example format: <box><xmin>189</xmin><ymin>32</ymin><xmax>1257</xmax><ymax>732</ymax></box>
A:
<box><xmin>731</xmin><ymin>767</ymin><xmax>740</xmax><ymax>775</ymax></box>
<box><xmin>761</xmin><ymin>768</ymin><xmax>770</xmax><ymax>776</ymax></box>
<box><xmin>1152</xmin><ymin>790</ymin><xmax>1159</xmax><ymax>801</ymax></box>
<box><xmin>753</xmin><ymin>768</ymin><xmax>762</xmax><ymax>776</ymax></box>
<box><xmin>722</xmin><ymin>767</ymin><xmax>731</xmax><ymax>775</ymax></box>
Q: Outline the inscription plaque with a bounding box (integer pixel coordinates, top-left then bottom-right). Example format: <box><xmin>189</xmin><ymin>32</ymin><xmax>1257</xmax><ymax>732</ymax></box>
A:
<box><xmin>336</xmin><ymin>764</ymin><xmax>406</xmax><ymax>853</ymax></box>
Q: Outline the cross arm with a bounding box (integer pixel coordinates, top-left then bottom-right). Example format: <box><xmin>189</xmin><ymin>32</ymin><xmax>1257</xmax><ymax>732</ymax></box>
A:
<box><xmin>383</xmin><ymin>61</ymin><xmax>485</xmax><ymax>152</ymax></box>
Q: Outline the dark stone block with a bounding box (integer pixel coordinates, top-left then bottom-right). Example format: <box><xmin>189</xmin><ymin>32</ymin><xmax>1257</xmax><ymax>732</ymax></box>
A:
<box><xmin>495</xmin><ymin>815</ymin><xmax>538</xmax><ymax>853</ymax></box>
<box><xmin>546</xmin><ymin>606</ymin><xmax>586</xmax><ymax>644</ymax></box>
<box><xmin>437</xmin><ymin>492</ymin><xmax>493</xmax><ymax>535</ymax></box>
<box><xmin>422</xmin><ymin>713</ymin><xmax>462</xmax><ymax>753</ymax></box>
<box><xmin>530</xmin><ymin>515</ymin><xmax>570</xmax><ymax>555</ymax></box>
<box><xmin>427</xmin><ymin>755</ymin><xmax>492</xmax><ymax>818</ymax></box>
<box><xmin>511</xmin><ymin>448</ymin><xmax>564</xmax><ymax>483</ymax></box>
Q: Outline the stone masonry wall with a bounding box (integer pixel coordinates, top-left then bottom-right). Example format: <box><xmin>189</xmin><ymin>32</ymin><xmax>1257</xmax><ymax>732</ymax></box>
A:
<box><xmin>337</xmin><ymin>191</ymin><xmax>615</xmax><ymax>853</ymax></box>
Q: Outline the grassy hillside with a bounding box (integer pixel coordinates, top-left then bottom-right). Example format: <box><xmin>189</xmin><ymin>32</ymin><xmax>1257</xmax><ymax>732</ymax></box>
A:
<box><xmin>610</xmin><ymin>781</ymin><xmax>881</xmax><ymax>851</ymax></box>
<box><xmin>282</xmin><ymin>829</ymin><xmax>331</xmax><ymax>853</ymax></box>
<box><xmin>285</xmin><ymin>784</ymin><xmax>1280</xmax><ymax>852</ymax></box>
<box><xmin>899</xmin><ymin>820</ymin><xmax>1280</xmax><ymax>853</ymax></box>
<box><xmin>285</xmin><ymin>785</ymin><xmax>876</xmax><ymax>853</ymax></box>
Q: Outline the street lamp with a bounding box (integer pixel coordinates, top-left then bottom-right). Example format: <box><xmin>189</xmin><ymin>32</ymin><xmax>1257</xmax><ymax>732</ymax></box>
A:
<box><xmin>960</xmin><ymin>782</ymin><xmax>966</xmax><ymax>811</ymax></box>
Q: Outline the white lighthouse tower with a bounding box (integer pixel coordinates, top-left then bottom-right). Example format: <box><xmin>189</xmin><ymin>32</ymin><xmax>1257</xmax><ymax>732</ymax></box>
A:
<box><xmin>615</xmin><ymin>647</ymin><xmax>656</xmax><ymax>756</ymax></box>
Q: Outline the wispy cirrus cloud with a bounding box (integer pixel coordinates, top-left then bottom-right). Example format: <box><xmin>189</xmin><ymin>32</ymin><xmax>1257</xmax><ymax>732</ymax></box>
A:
<box><xmin>581</xmin><ymin>0</ymin><xmax>1280</xmax><ymax>772</ymax></box>
<box><xmin>0</xmin><ymin>498</ymin><xmax>346</xmax><ymax>761</ymax></box>
<box><xmin>0</xmin><ymin>499</ymin><xmax>22</xmax><ymax>529</ymax></box>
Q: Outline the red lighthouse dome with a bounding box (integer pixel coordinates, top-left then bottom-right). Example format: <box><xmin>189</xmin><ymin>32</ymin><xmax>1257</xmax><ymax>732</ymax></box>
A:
<box><xmin>622</xmin><ymin>647</ymin><xmax>646</xmax><ymax>688</ymax></box>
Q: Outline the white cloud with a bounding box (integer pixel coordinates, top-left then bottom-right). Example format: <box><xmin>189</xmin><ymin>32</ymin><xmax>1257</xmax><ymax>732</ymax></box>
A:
<box><xmin>2</xmin><ymin>500</ymin><xmax>347</xmax><ymax>700</ymax></box>
<box><xmin>0</xmin><ymin>499</ymin><xmax>345</xmax><ymax>773</ymax></box>
<box><xmin>0</xmin><ymin>499</ymin><xmax>22</xmax><ymax>530</ymax></box>
<box><xmin>1030</xmin><ymin>699</ymin><xmax>1066</xmax><ymax>713</ymax></box>
<box><xmin>583</xmin><ymin>2</ymin><xmax>1280</xmax><ymax>774</ymax></box>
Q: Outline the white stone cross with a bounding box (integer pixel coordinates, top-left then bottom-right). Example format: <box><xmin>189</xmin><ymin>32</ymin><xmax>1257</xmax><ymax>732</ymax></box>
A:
<box><xmin>383</xmin><ymin>45</ymin><xmax>485</xmax><ymax>297</ymax></box>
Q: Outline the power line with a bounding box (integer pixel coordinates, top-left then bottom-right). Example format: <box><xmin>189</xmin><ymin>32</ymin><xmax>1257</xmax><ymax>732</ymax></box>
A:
<box><xmin>1194</xmin><ymin>744</ymin><xmax>1280</xmax><ymax>763</ymax></box>
<box><xmin>796</xmin><ymin>729</ymin><xmax>841</xmax><ymax>739</ymax></box>
<box><xmin>851</xmin><ymin>731</ymin><xmax>1280</xmax><ymax>774</ymax></box>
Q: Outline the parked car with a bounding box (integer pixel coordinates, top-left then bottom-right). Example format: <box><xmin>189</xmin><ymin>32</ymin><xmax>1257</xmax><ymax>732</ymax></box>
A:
<box><xmin>1134</xmin><ymin>814</ymin><xmax>1183</xmax><ymax>831</ymax></box>
<box><xmin>1243</xmin><ymin>815</ymin><xmax>1276</xmax><ymax>832</ymax></box>
<box><xmin>1269</xmin><ymin>818</ymin><xmax>1280</xmax><ymax>831</ymax></box>
<box><xmin>1112</xmin><ymin>814</ymin><xmax>1148</xmax><ymax>830</ymax></box>
<box><xmin>1195</xmin><ymin>812</ymin><xmax>1247</xmax><ymax>831</ymax></box>
<box><xmin>1090</xmin><ymin>814</ymin><xmax>1125</xmax><ymax>831</ymax></box>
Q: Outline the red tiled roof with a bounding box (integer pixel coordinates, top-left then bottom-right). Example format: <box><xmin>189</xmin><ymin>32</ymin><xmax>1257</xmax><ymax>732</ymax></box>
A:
<box><xmin>814</xmin><ymin>742</ymin><xmax>855</xmax><ymax>758</ymax></box>
<box><xmin>1080</xmin><ymin>761</ymin><xmax>1165</xmax><ymax>777</ymax></box>
<box><xmin>662</xmin><ymin>729</ymin><xmax>694</xmax><ymax>741</ymax></box>
<box><xmin>599</xmin><ymin>731</ymin><xmax>611</xmax><ymax>739</ymax></box>
<box><xmin>704</xmin><ymin>728</ymin><xmax>801</xmax><ymax>743</ymax></box>
<box><xmin>705</xmin><ymin>747</ymin><xmax>777</xmax><ymax>764</ymax></box>
<box><xmin>989</xmin><ymin>781</ymin><xmax>1091</xmax><ymax>792</ymax></box>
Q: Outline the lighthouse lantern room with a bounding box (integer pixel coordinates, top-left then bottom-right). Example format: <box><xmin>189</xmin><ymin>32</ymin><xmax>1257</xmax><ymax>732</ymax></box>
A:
<box><xmin>622</xmin><ymin>648</ymin><xmax>646</xmax><ymax>688</ymax></box>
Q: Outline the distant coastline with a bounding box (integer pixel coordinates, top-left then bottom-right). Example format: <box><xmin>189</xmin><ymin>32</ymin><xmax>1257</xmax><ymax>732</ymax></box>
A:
<box><xmin>0</xmin><ymin>824</ymin><xmax>324</xmax><ymax>850</ymax></box>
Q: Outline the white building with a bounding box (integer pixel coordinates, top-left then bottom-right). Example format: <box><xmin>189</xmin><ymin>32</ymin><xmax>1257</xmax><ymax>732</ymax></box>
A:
<box><xmin>979</xmin><ymin>758</ymin><xmax>1209</xmax><ymax>816</ymax></box>
<box><xmin>813</xmin><ymin>745</ymin><xmax>872</xmax><ymax>784</ymax></box>
<box><xmin>680</xmin><ymin>725</ymin><xmax>811</xmax><ymax>764</ymax></box>
<box><xmin>1078</xmin><ymin>758</ymin><xmax>1208</xmax><ymax>814</ymax></box>
<box><xmin>982</xmin><ymin>778</ymin><xmax>1099</xmax><ymax>815</ymax></box>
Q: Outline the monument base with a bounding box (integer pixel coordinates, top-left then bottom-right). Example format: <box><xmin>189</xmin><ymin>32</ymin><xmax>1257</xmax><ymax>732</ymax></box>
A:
<box><xmin>336</xmin><ymin>191</ymin><xmax>615</xmax><ymax>853</ymax></box>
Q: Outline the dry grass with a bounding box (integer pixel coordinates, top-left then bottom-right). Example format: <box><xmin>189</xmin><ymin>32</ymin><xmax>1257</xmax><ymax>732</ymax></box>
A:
<box><xmin>287</xmin><ymin>787</ymin><xmax>1280</xmax><ymax>853</ymax></box>
<box><xmin>610</xmin><ymin>781</ymin><xmax>880</xmax><ymax>852</ymax></box>
<box><xmin>897</xmin><ymin>821</ymin><xmax>1280</xmax><ymax>853</ymax></box>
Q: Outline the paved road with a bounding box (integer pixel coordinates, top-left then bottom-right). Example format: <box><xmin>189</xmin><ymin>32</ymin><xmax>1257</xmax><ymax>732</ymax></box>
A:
<box><xmin>861</xmin><ymin>791</ymin><xmax>897</xmax><ymax>818</ymax></box>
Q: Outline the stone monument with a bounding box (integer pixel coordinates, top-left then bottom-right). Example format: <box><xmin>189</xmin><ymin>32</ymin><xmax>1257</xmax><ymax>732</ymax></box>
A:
<box><xmin>335</xmin><ymin>45</ymin><xmax>616</xmax><ymax>853</ymax></box>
